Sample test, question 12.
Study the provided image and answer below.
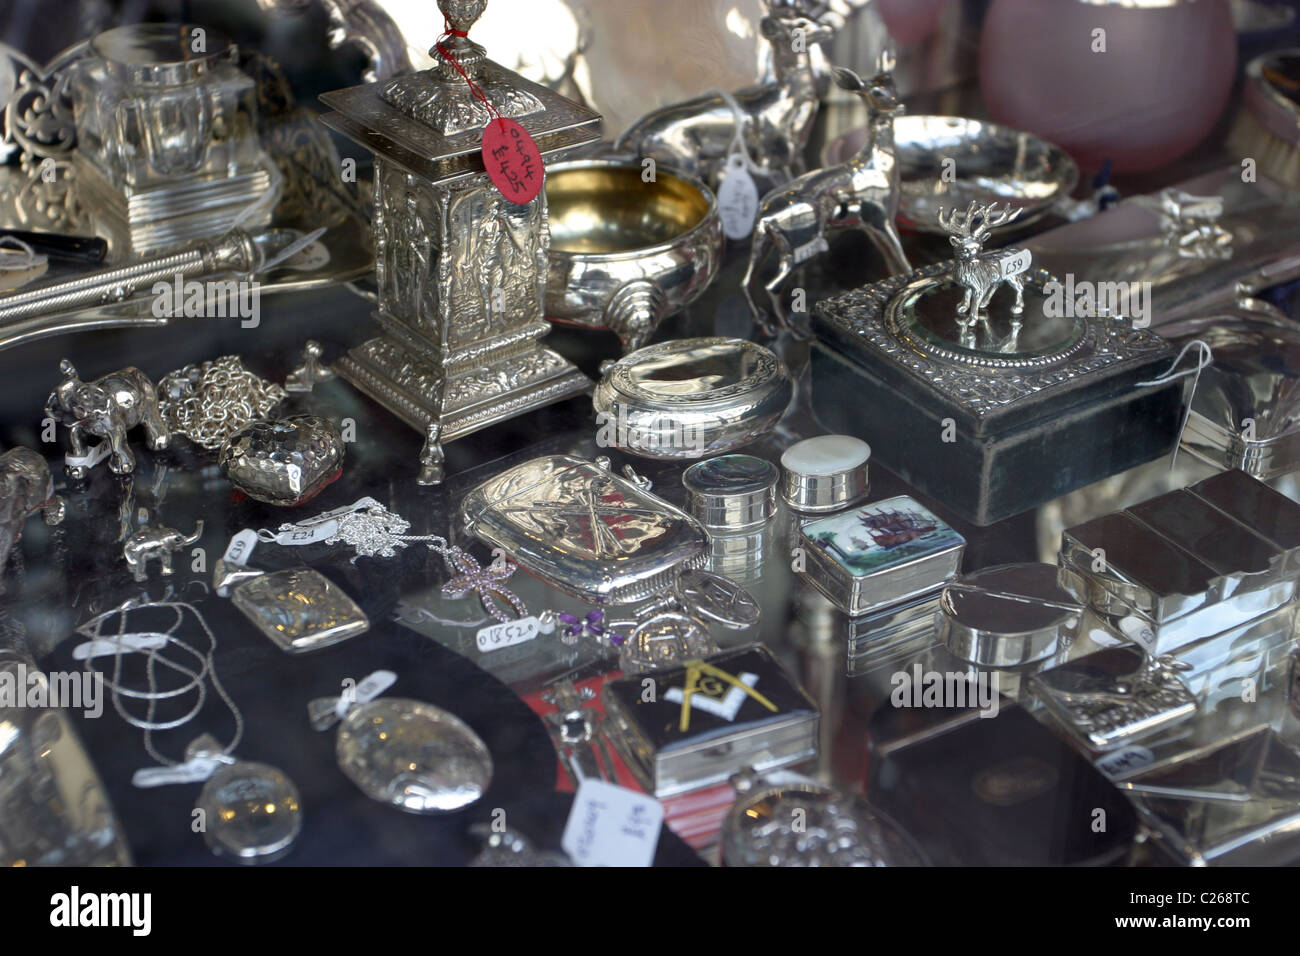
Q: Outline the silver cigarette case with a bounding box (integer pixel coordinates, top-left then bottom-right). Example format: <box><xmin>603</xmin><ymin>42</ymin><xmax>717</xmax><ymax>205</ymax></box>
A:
<box><xmin>460</xmin><ymin>455</ymin><xmax>708</xmax><ymax>605</ymax></box>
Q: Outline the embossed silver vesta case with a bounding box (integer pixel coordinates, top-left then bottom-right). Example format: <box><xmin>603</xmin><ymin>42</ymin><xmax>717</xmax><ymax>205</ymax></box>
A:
<box><xmin>319</xmin><ymin>0</ymin><xmax>601</xmax><ymax>483</ymax></box>
<box><xmin>810</xmin><ymin>209</ymin><xmax>1184</xmax><ymax>525</ymax></box>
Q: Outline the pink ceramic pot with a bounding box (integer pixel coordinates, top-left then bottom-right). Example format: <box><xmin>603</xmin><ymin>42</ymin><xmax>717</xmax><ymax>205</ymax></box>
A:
<box><xmin>979</xmin><ymin>0</ymin><xmax>1237</xmax><ymax>173</ymax></box>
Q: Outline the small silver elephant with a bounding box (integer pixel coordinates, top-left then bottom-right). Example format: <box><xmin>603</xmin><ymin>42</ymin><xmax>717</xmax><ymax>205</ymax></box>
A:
<box><xmin>45</xmin><ymin>358</ymin><xmax>170</xmax><ymax>479</ymax></box>
<box><xmin>123</xmin><ymin>520</ymin><xmax>204</xmax><ymax>583</ymax></box>
<box><xmin>0</xmin><ymin>447</ymin><xmax>64</xmax><ymax>591</ymax></box>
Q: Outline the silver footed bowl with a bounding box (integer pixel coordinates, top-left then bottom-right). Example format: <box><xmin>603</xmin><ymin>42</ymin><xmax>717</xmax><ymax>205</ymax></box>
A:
<box><xmin>545</xmin><ymin>159</ymin><xmax>723</xmax><ymax>352</ymax></box>
<box><xmin>823</xmin><ymin>115</ymin><xmax>1078</xmax><ymax>233</ymax></box>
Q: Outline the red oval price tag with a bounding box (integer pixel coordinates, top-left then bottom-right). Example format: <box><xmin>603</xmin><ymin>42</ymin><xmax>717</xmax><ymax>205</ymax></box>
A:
<box><xmin>481</xmin><ymin>117</ymin><xmax>544</xmax><ymax>204</ymax></box>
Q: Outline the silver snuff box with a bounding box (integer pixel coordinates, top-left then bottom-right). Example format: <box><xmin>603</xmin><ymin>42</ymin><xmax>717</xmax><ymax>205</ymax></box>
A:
<box><xmin>593</xmin><ymin>337</ymin><xmax>792</xmax><ymax>460</ymax></box>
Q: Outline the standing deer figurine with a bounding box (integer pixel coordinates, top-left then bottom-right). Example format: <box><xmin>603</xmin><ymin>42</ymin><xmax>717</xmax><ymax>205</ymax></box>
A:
<box><xmin>615</xmin><ymin>1</ymin><xmax>834</xmax><ymax>190</ymax></box>
<box><xmin>742</xmin><ymin>62</ymin><xmax>909</xmax><ymax>334</ymax></box>
<box><xmin>938</xmin><ymin>201</ymin><xmax>1030</xmax><ymax>321</ymax></box>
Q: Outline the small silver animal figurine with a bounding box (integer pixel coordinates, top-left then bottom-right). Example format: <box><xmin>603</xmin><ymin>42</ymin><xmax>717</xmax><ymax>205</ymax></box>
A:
<box><xmin>938</xmin><ymin>201</ymin><xmax>1031</xmax><ymax>321</ymax></box>
<box><xmin>1132</xmin><ymin>188</ymin><xmax>1232</xmax><ymax>260</ymax></box>
<box><xmin>615</xmin><ymin>0</ymin><xmax>833</xmax><ymax>190</ymax></box>
<box><xmin>0</xmin><ymin>447</ymin><xmax>63</xmax><ymax>591</ymax></box>
<box><xmin>742</xmin><ymin>61</ymin><xmax>909</xmax><ymax>334</ymax></box>
<box><xmin>45</xmin><ymin>359</ymin><xmax>169</xmax><ymax>479</ymax></box>
<box><xmin>122</xmin><ymin>519</ymin><xmax>204</xmax><ymax>583</ymax></box>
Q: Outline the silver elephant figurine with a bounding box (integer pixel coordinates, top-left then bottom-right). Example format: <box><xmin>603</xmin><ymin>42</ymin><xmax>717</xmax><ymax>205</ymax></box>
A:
<box><xmin>0</xmin><ymin>447</ymin><xmax>64</xmax><ymax>592</ymax></box>
<box><xmin>741</xmin><ymin>61</ymin><xmax>910</xmax><ymax>334</ymax></box>
<box><xmin>122</xmin><ymin>520</ymin><xmax>204</xmax><ymax>583</ymax></box>
<box><xmin>615</xmin><ymin>0</ymin><xmax>833</xmax><ymax>192</ymax></box>
<box><xmin>45</xmin><ymin>359</ymin><xmax>170</xmax><ymax>479</ymax></box>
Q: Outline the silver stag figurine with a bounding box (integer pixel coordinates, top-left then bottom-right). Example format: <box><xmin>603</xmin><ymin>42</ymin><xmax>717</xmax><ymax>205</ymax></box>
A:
<box><xmin>938</xmin><ymin>201</ymin><xmax>1030</xmax><ymax>321</ymax></box>
<box><xmin>615</xmin><ymin>0</ymin><xmax>833</xmax><ymax>190</ymax></box>
<box><xmin>742</xmin><ymin>62</ymin><xmax>909</xmax><ymax>334</ymax></box>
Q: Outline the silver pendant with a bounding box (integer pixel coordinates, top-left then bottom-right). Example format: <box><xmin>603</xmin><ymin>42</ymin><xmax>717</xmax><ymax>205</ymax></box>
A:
<box><xmin>196</xmin><ymin>760</ymin><xmax>303</xmax><ymax>865</ymax></box>
<box><xmin>335</xmin><ymin>698</ymin><xmax>492</xmax><ymax>814</ymax></box>
<box><xmin>231</xmin><ymin>568</ymin><xmax>370</xmax><ymax>654</ymax></box>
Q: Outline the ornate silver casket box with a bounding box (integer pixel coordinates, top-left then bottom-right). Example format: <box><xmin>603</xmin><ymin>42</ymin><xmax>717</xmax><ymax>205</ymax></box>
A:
<box><xmin>318</xmin><ymin>0</ymin><xmax>602</xmax><ymax>484</ymax></box>
<box><xmin>810</xmin><ymin>225</ymin><xmax>1182</xmax><ymax>525</ymax></box>
<box><xmin>459</xmin><ymin>455</ymin><xmax>708</xmax><ymax>605</ymax></box>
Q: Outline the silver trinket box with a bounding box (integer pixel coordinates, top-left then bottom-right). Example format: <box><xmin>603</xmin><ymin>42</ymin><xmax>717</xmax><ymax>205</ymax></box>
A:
<box><xmin>1118</xmin><ymin>727</ymin><xmax>1300</xmax><ymax>866</ymax></box>
<box><xmin>810</xmin><ymin>212</ymin><xmax>1182</xmax><ymax>524</ymax></box>
<box><xmin>592</xmin><ymin>337</ymin><xmax>792</xmax><ymax>460</ymax></box>
<box><xmin>460</xmin><ymin>455</ymin><xmax>708</xmax><ymax>605</ymax></box>
<box><xmin>600</xmin><ymin>644</ymin><xmax>819</xmax><ymax>798</ymax></box>
<box><xmin>1030</xmin><ymin>645</ymin><xmax>1197</xmax><ymax>752</ymax></box>
<box><xmin>1059</xmin><ymin>470</ymin><xmax>1299</xmax><ymax>655</ymax></box>
<box><xmin>682</xmin><ymin>455</ymin><xmax>778</xmax><ymax>532</ymax></box>
<box><xmin>797</xmin><ymin>496</ymin><xmax>965</xmax><ymax>616</ymax></box>
<box><xmin>937</xmin><ymin>563</ymin><xmax>1083</xmax><ymax>668</ymax></box>
<box><xmin>780</xmin><ymin>435</ymin><xmax>871</xmax><ymax>513</ymax></box>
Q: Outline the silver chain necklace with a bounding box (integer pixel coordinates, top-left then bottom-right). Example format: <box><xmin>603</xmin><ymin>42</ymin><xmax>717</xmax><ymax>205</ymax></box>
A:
<box><xmin>77</xmin><ymin>601</ymin><xmax>244</xmax><ymax>767</ymax></box>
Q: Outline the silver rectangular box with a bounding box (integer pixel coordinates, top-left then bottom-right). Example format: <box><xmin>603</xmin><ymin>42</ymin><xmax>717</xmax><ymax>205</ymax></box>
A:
<box><xmin>798</xmin><ymin>496</ymin><xmax>965</xmax><ymax>617</ymax></box>
<box><xmin>600</xmin><ymin>645</ymin><xmax>818</xmax><ymax>798</ymax></box>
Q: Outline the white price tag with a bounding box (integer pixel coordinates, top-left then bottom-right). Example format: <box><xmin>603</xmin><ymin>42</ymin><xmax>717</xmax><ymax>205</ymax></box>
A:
<box><xmin>72</xmin><ymin>633</ymin><xmax>170</xmax><ymax>661</ymax></box>
<box><xmin>222</xmin><ymin>528</ymin><xmax>260</xmax><ymax>567</ymax></box>
<box><xmin>996</xmin><ymin>247</ymin><xmax>1032</xmax><ymax>278</ymax></box>
<box><xmin>270</xmin><ymin>521</ymin><xmax>339</xmax><ymax>546</ymax></box>
<box><xmin>336</xmin><ymin>669</ymin><xmax>397</xmax><ymax>720</ymax></box>
<box><xmin>792</xmin><ymin>235</ymin><xmax>829</xmax><ymax>264</ymax></box>
<box><xmin>561</xmin><ymin>779</ymin><xmax>663</xmax><ymax>867</ymax></box>
<box><xmin>1096</xmin><ymin>745</ymin><xmax>1154</xmax><ymax>780</ymax></box>
<box><xmin>1117</xmin><ymin>615</ymin><xmax>1158</xmax><ymax>655</ymax></box>
<box><xmin>65</xmin><ymin>442</ymin><xmax>112</xmax><ymax>470</ymax></box>
<box><xmin>717</xmin><ymin>154</ymin><xmax>759</xmax><ymax>240</ymax></box>
<box><xmin>132</xmin><ymin>756</ymin><xmax>224</xmax><ymax>788</ymax></box>
<box><xmin>476</xmin><ymin>616</ymin><xmax>540</xmax><ymax>653</ymax></box>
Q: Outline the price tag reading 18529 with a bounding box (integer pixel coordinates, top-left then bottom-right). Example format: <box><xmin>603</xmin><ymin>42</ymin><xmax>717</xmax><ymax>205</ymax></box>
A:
<box><xmin>482</xmin><ymin>117</ymin><xmax>544</xmax><ymax>204</ymax></box>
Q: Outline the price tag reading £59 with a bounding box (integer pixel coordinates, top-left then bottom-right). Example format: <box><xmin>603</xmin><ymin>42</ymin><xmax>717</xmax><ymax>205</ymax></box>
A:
<box><xmin>561</xmin><ymin>779</ymin><xmax>663</xmax><ymax>867</ymax></box>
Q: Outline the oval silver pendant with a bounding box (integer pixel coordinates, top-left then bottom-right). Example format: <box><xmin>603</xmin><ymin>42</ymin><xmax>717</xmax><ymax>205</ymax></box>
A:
<box><xmin>335</xmin><ymin>698</ymin><xmax>493</xmax><ymax>814</ymax></box>
<box><xmin>197</xmin><ymin>761</ymin><xmax>302</xmax><ymax>865</ymax></box>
